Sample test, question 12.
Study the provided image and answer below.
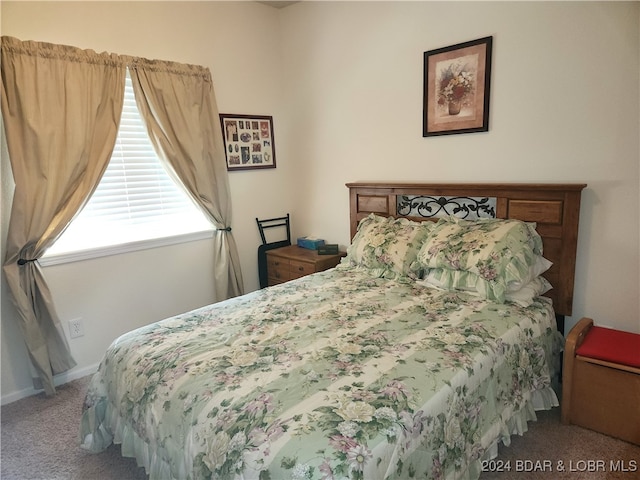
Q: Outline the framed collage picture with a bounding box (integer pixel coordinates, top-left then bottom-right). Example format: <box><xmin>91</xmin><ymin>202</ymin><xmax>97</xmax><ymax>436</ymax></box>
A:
<box><xmin>220</xmin><ymin>114</ymin><xmax>276</xmax><ymax>171</ymax></box>
<box><xmin>423</xmin><ymin>36</ymin><xmax>492</xmax><ymax>137</ymax></box>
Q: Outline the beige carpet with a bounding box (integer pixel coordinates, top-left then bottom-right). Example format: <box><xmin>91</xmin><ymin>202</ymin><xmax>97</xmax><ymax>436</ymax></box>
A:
<box><xmin>1</xmin><ymin>375</ymin><xmax>638</xmax><ymax>479</ymax></box>
<box><xmin>1</xmin><ymin>376</ymin><xmax>147</xmax><ymax>480</ymax></box>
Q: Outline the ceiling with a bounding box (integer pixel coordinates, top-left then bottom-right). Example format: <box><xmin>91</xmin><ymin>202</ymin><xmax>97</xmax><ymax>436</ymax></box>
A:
<box><xmin>256</xmin><ymin>1</ymin><xmax>299</xmax><ymax>8</ymax></box>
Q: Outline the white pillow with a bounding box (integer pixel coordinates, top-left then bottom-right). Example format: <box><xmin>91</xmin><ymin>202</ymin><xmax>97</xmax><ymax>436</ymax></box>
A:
<box><xmin>507</xmin><ymin>255</ymin><xmax>552</xmax><ymax>292</ymax></box>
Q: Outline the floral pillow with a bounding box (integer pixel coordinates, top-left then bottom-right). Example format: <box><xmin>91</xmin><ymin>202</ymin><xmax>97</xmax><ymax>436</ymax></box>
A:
<box><xmin>341</xmin><ymin>213</ymin><xmax>435</xmax><ymax>280</ymax></box>
<box><xmin>420</xmin><ymin>268</ymin><xmax>552</xmax><ymax>307</ymax></box>
<box><xmin>412</xmin><ymin>217</ymin><xmax>547</xmax><ymax>302</ymax></box>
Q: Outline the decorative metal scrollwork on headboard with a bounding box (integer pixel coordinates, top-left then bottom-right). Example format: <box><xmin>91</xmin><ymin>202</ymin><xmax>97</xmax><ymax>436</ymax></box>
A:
<box><xmin>397</xmin><ymin>195</ymin><xmax>497</xmax><ymax>220</ymax></box>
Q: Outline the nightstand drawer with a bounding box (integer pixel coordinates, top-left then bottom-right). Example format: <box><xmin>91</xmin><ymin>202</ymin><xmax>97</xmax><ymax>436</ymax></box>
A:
<box><xmin>265</xmin><ymin>245</ymin><xmax>345</xmax><ymax>287</ymax></box>
<box><xmin>289</xmin><ymin>259</ymin><xmax>314</xmax><ymax>278</ymax></box>
<box><xmin>267</xmin><ymin>257</ymin><xmax>290</xmax><ymax>285</ymax></box>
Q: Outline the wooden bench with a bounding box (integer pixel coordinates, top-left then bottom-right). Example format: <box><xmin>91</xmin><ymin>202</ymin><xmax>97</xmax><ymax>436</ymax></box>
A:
<box><xmin>561</xmin><ymin>317</ymin><xmax>640</xmax><ymax>445</ymax></box>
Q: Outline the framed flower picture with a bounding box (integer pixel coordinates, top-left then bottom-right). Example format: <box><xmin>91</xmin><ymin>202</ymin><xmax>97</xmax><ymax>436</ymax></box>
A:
<box><xmin>220</xmin><ymin>114</ymin><xmax>276</xmax><ymax>170</ymax></box>
<box><xmin>423</xmin><ymin>36</ymin><xmax>492</xmax><ymax>137</ymax></box>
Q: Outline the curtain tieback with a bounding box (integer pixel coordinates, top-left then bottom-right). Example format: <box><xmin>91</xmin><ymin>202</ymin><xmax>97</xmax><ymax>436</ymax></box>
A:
<box><xmin>219</xmin><ymin>227</ymin><xmax>232</xmax><ymax>232</ymax></box>
<box><xmin>17</xmin><ymin>258</ymin><xmax>38</xmax><ymax>265</ymax></box>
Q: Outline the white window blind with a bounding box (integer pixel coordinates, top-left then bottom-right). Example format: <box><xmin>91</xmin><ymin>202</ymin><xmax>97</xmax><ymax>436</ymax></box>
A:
<box><xmin>44</xmin><ymin>70</ymin><xmax>212</xmax><ymax>262</ymax></box>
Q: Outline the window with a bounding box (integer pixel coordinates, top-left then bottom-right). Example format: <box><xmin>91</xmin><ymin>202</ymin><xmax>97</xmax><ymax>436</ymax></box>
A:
<box><xmin>43</xmin><ymin>71</ymin><xmax>213</xmax><ymax>265</ymax></box>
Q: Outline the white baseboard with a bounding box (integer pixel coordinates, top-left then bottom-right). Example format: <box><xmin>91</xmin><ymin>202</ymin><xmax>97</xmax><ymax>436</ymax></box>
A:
<box><xmin>1</xmin><ymin>363</ymin><xmax>100</xmax><ymax>406</ymax></box>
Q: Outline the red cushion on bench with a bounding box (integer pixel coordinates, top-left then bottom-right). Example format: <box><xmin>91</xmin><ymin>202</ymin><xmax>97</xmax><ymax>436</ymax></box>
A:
<box><xmin>576</xmin><ymin>326</ymin><xmax>640</xmax><ymax>368</ymax></box>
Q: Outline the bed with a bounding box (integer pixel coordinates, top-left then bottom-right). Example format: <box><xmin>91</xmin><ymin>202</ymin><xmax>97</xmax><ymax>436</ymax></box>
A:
<box><xmin>80</xmin><ymin>182</ymin><xmax>586</xmax><ymax>480</ymax></box>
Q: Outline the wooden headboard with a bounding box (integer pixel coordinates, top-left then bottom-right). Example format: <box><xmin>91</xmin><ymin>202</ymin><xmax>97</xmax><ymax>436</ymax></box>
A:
<box><xmin>347</xmin><ymin>182</ymin><xmax>586</xmax><ymax>326</ymax></box>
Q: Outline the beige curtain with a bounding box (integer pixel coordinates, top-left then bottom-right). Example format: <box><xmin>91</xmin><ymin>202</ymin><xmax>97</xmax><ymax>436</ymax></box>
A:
<box><xmin>1</xmin><ymin>36</ymin><xmax>125</xmax><ymax>395</ymax></box>
<box><xmin>128</xmin><ymin>59</ymin><xmax>244</xmax><ymax>300</ymax></box>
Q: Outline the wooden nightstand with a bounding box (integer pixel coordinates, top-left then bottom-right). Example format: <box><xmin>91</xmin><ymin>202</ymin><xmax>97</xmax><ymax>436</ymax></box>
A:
<box><xmin>266</xmin><ymin>245</ymin><xmax>345</xmax><ymax>286</ymax></box>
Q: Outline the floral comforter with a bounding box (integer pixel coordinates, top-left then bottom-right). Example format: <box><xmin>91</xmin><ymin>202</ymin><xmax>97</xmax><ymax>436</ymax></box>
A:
<box><xmin>80</xmin><ymin>267</ymin><xmax>562</xmax><ymax>480</ymax></box>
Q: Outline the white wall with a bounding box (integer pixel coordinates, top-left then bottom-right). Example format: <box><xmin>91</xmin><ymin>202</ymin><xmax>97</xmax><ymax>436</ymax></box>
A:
<box><xmin>280</xmin><ymin>1</ymin><xmax>640</xmax><ymax>335</ymax></box>
<box><xmin>1</xmin><ymin>1</ymin><xmax>639</xmax><ymax>403</ymax></box>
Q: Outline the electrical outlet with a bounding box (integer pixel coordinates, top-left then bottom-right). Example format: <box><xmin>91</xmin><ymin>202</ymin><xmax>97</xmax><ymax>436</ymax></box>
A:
<box><xmin>68</xmin><ymin>318</ymin><xmax>84</xmax><ymax>339</ymax></box>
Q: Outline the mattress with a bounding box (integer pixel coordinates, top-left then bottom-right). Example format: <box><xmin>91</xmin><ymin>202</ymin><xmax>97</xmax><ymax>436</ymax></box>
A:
<box><xmin>80</xmin><ymin>267</ymin><xmax>562</xmax><ymax>480</ymax></box>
